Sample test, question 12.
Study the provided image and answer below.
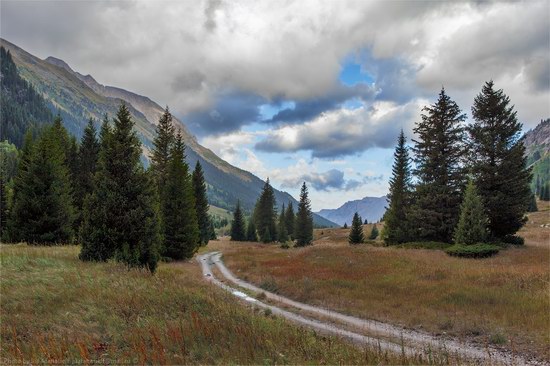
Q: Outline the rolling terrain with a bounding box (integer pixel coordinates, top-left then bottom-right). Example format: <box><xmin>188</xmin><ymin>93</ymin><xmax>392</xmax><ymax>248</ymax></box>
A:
<box><xmin>0</xmin><ymin>38</ymin><xmax>336</xmax><ymax>227</ymax></box>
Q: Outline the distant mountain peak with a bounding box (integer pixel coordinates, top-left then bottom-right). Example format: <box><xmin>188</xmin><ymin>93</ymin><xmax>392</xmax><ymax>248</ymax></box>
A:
<box><xmin>316</xmin><ymin>196</ymin><xmax>388</xmax><ymax>226</ymax></box>
<box><xmin>44</xmin><ymin>56</ymin><xmax>74</xmax><ymax>73</ymax></box>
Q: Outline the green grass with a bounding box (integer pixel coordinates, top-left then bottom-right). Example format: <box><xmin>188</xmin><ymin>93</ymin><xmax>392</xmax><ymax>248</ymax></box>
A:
<box><xmin>0</xmin><ymin>244</ymin><xmax>438</xmax><ymax>365</ymax></box>
<box><xmin>394</xmin><ymin>241</ymin><xmax>452</xmax><ymax>250</ymax></box>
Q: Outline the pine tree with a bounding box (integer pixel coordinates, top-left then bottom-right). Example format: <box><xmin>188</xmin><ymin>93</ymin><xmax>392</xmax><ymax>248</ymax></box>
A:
<box><xmin>278</xmin><ymin>204</ymin><xmax>288</xmax><ymax>243</ymax></box>
<box><xmin>80</xmin><ymin>104</ymin><xmax>160</xmax><ymax>272</ymax></box>
<box><xmin>383</xmin><ymin>130</ymin><xmax>413</xmax><ymax>244</ymax></box>
<box><xmin>150</xmin><ymin>106</ymin><xmax>174</xmax><ymax>194</ymax></box>
<box><xmin>364</xmin><ymin>219</ymin><xmax>368</xmax><ymax>225</ymax></box>
<box><xmin>161</xmin><ymin>133</ymin><xmax>199</xmax><ymax>260</ymax></box>
<box><xmin>230</xmin><ymin>200</ymin><xmax>246</xmax><ymax>241</ymax></box>
<box><xmin>192</xmin><ymin>161</ymin><xmax>211</xmax><ymax>245</ymax></box>
<box><xmin>412</xmin><ymin>88</ymin><xmax>467</xmax><ymax>243</ymax></box>
<box><xmin>541</xmin><ymin>183</ymin><xmax>550</xmax><ymax>201</ymax></box>
<box><xmin>74</xmin><ymin>119</ymin><xmax>100</xmax><ymax>232</ymax></box>
<box><xmin>295</xmin><ymin>182</ymin><xmax>313</xmax><ymax>246</ymax></box>
<box><xmin>470</xmin><ymin>81</ymin><xmax>532</xmax><ymax>238</ymax></box>
<box><xmin>369</xmin><ymin>224</ymin><xmax>379</xmax><ymax>240</ymax></box>
<box><xmin>527</xmin><ymin>192</ymin><xmax>538</xmax><ymax>212</ymax></box>
<box><xmin>261</xmin><ymin>227</ymin><xmax>272</xmax><ymax>243</ymax></box>
<box><xmin>209</xmin><ymin>221</ymin><xmax>217</xmax><ymax>240</ymax></box>
<box><xmin>254</xmin><ymin>178</ymin><xmax>277</xmax><ymax>243</ymax></box>
<box><xmin>343</xmin><ymin>223</ymin><xmax>348</xmax><ymax>229</ymax></box>
<box><xmin>285</xmin><ymin>201</ymin><xmax>295</xmax><ymax>240</ymax></box>
<box><xmin>246</xmin><ymin>219</ymin><xmax>258</xmax><ymax>242</ymax></box>
<box><xmin>348</xmin><ymin>212</ymin><xmax>364</xmax><ymax>244</ymax></box>
<box><xmin>453</xmin><ymin>180</ymin><xmax>489</xmax><ymax>245</ymax></box>
<box><xmin>9</xmin><ymin>123</ymin><xmax>75</xmax><ymax>244</ymax></box>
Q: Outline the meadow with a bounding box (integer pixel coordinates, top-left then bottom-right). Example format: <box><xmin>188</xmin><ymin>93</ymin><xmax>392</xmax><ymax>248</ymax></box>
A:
<box><xmin>217</xmin><ymin>202</ymin><xmax>550</xmax><ymax>361</ymax></box>
<box><xmin>1</xmin><ymin>243</ymin><xmax>439</xmax><ymax>365</ymax></box>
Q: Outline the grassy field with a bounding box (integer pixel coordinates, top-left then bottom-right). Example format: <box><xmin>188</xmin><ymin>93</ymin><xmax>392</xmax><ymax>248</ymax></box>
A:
<box><xmin>217</xmin><ymin>201</ymin><xmax>550</xmax><ymax>361</ymax></box>
<box><xmin>0</xmin><ymin>244</ymin><xmax>440</xmax><ymax>365</ymax></box>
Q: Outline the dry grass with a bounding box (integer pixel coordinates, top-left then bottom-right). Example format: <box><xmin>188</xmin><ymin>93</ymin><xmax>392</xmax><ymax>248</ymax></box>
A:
<box><xmin>0</xmin><ymin>244</ymin><xmax>443</xmax><ymax>365</ymax></box>
<box><xmin>217</xmin><ymin>206</ymin><xmax>550</xmax><ymax>361</ymax></box>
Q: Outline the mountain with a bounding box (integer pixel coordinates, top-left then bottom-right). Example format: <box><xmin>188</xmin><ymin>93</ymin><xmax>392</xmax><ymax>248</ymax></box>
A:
<box><xmin>316</xmin><ymin>196</ymin><xmax>388</xmax><ymax>227</ymax></box>
<box><xmin>0</xmin><ymin>38</ymin><xmax>337</xmax><ymax>228</ymax></box>
<box><xmin>523</xmin><ymin>118</ymin><xmax>550</xmax><ymax>191</ymax></box>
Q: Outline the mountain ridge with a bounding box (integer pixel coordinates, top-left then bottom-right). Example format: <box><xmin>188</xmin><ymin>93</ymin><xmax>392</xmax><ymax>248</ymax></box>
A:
<box><xmin>1</xmin><ymin>38</ymin><xmax>337</xmax><ymax>227</ymax></box>
<box><xmin>316</xmin><ymin>196</ymin><xmax>388</xmax><ymax>227</ymax></box>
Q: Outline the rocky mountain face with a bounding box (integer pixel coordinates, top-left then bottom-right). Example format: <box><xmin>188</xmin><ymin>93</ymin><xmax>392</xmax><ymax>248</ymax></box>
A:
<box><xmin>523</xmin><ymin>119</ymin><xmax>550</xmax><ymax>191</ymax></box>
<box><xmin>1</xmin><ymin>38</ymin><xmax>336</xmax><ymax>227</ymax></box>
<box><xmin>316</xmin><ymin>196</ymin><xmax>388</xmax><ymax>227</ymax></box>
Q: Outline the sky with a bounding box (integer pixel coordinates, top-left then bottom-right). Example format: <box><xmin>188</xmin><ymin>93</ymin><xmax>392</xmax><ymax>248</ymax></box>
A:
<box><xmin>2</xmin><ymin>0</ymin><xmax>549</xmax><ymax>210</ymax></box>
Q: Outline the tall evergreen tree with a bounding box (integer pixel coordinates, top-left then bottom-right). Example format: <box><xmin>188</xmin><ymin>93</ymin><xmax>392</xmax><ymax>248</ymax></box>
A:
<box><xmin>540</xmin><ymin>183</ymin><xmax>550</xmax><ymax>201</ymax></box>
<box><xmin>527</xmin><ymin>192</ymin><xmax>538</xmax><ymax>213</ymax></box>
<box><xmin>369</xmin><ymin>224</ymin><xmax>379</xmax><ymax>240</ymax></box>
<box><xmin>209</xmin><ymin>220</ymin><xmax>217</xmax><ymax>240</ymax></box>
<box><xmin>454</xmin><ymin>180</ymin><xmax>489</xmax><ymax>245</ymax></box>
<box><xmin>285</xmin><ymin>202</ymin><xmax>295</xmax><ymax>240</ymax></box>
<box><xmin>150</xmin><ymin>106</ymin><xmax>174</xmax><ymax>194</ymax></box>
<box><xmin>73</xmin><ymin>119</ymin><xmax>100</xmax><ymax>232</ymax></box>
<box><xmin>161</xmin><ymin>133</ymin><xmax>199</xmax><ymax>260</ymax></box>
<box><xmin>277</xmin><ymin>204</ymin><xmax>288</xmax><ymax>243</ymax></box>
<box><xmin>348</xmin><ymin>212</ymin><xmax>364</xmax><ymax>244</ymax></box>
<box><xmin>80</xmin><ymin>104</ymin><xmax>160</xmax><ymax>272</ymax></box>
<box><xmin>469</xmin><ymin>81</ymin><xmax>532</xmax><ymax>238</ymax></box>
<box><xmin>192</xmin><ymin>161</ymin><xmax>211</xmax><ymax>245</ymax></box>
<box><xmin>383</xmin><ymin>130</ymin><xmax>413</xmax><ymax>244</ymax></box>
<box><xmin>254</xmin><ymin>178</ymin><xmax>277</xmax><ymax>243</ymax></box>
<box><xmin>294</xmin><ymin>182</ymin><xmax>313</xmax><ymax>247</ymax></box>
<box><xmin>9</xmin><ymin>123</ymin><xmax>75</xmax><ymax>244</ymax></box>
<box><xmin>230</xmin><ymin>200</ymin><xmax>246</xmax><ymax>241</ymax></box>
<box><xmin>412</xmin><ymin>88</ymin><xmax>467</xmax><ymax>243</ymax></box>
<box><xmin>246</xmin><ymin>219</ymin><xmax>258</xmax><ymax>242</ymax></box>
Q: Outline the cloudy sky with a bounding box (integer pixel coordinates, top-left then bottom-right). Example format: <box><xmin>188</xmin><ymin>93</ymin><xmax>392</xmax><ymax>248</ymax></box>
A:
<box><xmin>2</xmin><ymin>0</ymin><xmax>549</xmax><ymax>210</ymax></box>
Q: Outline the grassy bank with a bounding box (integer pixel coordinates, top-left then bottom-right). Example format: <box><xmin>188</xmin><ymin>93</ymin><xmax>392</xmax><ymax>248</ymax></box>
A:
<box><xmin>1</xmin><ymin>244</ymin><xmax>438</xmax><ymax>365</ymax></box>
<box><xmin>218</xmin><ymin>204</ymin><xmax>550</xmax><ymax>360</ymax></box>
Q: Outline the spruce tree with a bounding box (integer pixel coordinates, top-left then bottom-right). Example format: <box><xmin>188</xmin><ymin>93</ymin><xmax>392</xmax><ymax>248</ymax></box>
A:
<box><xmin>412</xmin><ymin>88</ymin><xmax>467</xmax><ymax>243</ymax></box>
<box><xmin>80</xmin><ymin>104</ymin><xmax>160</xmax><ymax>272</ymax></box>
<box><xmin>9</xmin><ymin>123</ymin><xmax>75</xmax><ymax>244</ymax></box>
<box><xmin>209</xmin><ymin>221</ymin><xmax>217</xmax><ymax>240</ymax></box>
<box><xmin>192</xmin><ymin>161</ymin><xmax>211</xmax><ymax>245</ymax></box>
<box><xmin>343</xmin><ymin>223</ymin><xmax>348</xmax><ymax>229</ymax></box>
<box><xmin>294</xmin><ymin>182</ymin><xmax>313</xmax><ymax>246</ymax></box>
<box><xmin>285</xmin><ymin>201</ymin><xmax>295</xmax><ymax>240</ymax></box>
<box><xmin>369</xmin><ymin>224</ymin><xmax>379</xmax><ymax>240</ymax></box>
<box><xmin>150</xmin><ymin>106</ymin><xmax>174</xmax><ymax>194</ymax></box>
<box><xmin>277</xmin><ymin>204</ymin><xmax>288</xmax><ymax>243</ymax></box>
<box><xmin>470</xmin><ymin>81</ymin><xmax>532</xmax><ymax>238</ymax></box>
<box><xmin>254</xmin><ymin>178</ymin><xmax>277</xmax><ymax>243</ymax></box>
<box><xmin>527</xmin><ymin>192</ymin><xmax>538</xmax><ymax>212</ymax></box>
<box><xmin>383</xmin><ymin>130</ymin><xmax>413</xmax><ymax>244</ymax></box>
<box><xmin>246</xmin><ymin>219</ymin><xmax>258</xmax><ymax>242</ymax></box>
<box><xmin>74</xmin><ymin>119</ymin><xmax>100</xmax><ymax>232</ymax></box>
<box><xmin>230</xmin><ymin>200</ymin><xmax>246</xmax><ymax>241</ymax></box>
<box><xmin>161</xmin><ymin>133</ymin><xmax>199</xmax><ymax>260</ymax></box>
<box><xmin>348</xmin><ymin>212</ymin><xmax>364</xmax><ymax>244</ymax></box>
<box><xmin>541</xmin><ymin>183</ymin><xmax>550</xmax><ymax>201</ymax></box>
<box><xmin>453</xmin><ymin>180</ymin><xmax>489</xmax><ymax>245</ymax></box>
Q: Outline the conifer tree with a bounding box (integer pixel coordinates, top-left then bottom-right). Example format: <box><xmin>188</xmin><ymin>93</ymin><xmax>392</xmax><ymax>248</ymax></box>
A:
<box><xmin>246</xmin><ymin>219</ymin><xmax>258</xmax><ymax>242</ymax></box>
<box><xmin>294</xmin><ymin>182</ymin><xmax>313</xmax><ymax>246</ymax></box>
<box><xmin>9</xmin><ymin>123</ymin><xmax>75</xmax><ymax>244</ymax></box>
<box><xmin>192</xmin><ymin>161</ymin><xmax>211</xmax><ymax>245</ymax></box>
<box><xmin>369</xmin><ymin>224</ymin><xmax>379</xmax><ymax>240</ymax></box>
<box><xmin>285</xmin><ymin>201</ymin><xmax>295</xmax><ymax>240</ymax></box>
<box><xmin>74</xmin><ymin>119</ymin><xmax>100</xmax><ymax>232</ymax></box>
<box><xmin>412</xmin><ymin>88</ymin><xmax>467</xmax><ymax>243</ymax></box>
<box><xmin>278</xmin><ymin>204</ymin><xmax>288</xmax><ymax>243</ymax></box>
<box><xmin>348</xmin><ymin>212</ymin><xmax>364</xmax><ymax>244</ymax></box>
<box><xmin>161</xmin><ymin>133</ymin><xmax>199</xmax><ymax>260</ymax></box>
<box><xmin>151</xmin><ymin>106</ymin><xmax>174</xmax><ymax>194</ymax></box>
<box><xmin>209</xmin><ymin>221</ymin><xmax>217</xmax><ymax>240</ymax></box>
<box><xmin>470</xmin><ymin>81</ymin><xmax>532</xmax><ymax>238</ymax></box>
<box><xmin>453</xmin><ymin>180</ymin><xmax>489</xmax><ymax>245</ymax></box>
<box><xmin>254</xmin><ymin>178</ymin><xmax>277</xmax><ymax>243</ymax></box>
<box><xmin>364</xmin><ymin>219</ymin><xmax>368</xmax><ymax>225</ymax></box>
<box><xmin>383</xmin><ymin>130</ymin><xmax>413</xmax><ymax>244</ymax></box>
<box><xmin>80</xmin><ymin>104</ymin><xmax>160</xmax><ymax>272</ymax></box>
<box><xmin>541</xmin><ymin>183</ymin><xmax>550</xmax><ymax>201</ymax></box>
<box><xmin>343</xmin><ymin>223</ymin><xmax>348</xmax><ymax>229</ymax></box>
<box><xmin>230</xmin><ymin>200</ymin><xmax>246</xmax><ymax>241</ymax></box>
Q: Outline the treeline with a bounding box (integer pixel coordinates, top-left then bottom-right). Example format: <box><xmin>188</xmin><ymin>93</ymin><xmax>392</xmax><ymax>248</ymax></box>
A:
<box><xmin>230</xmin><ymin>181</ymin><xmax>313</xmax><ymax>247</ymax></box>
<box><xmin>383</xmin><ymin>82</ymin><xmax>532</xmax><ymax>247</ymax></box>
<box><xmin>2</xmin><ymin>104</ymin><xmax>212</xmax><ymax>273</ymax></box>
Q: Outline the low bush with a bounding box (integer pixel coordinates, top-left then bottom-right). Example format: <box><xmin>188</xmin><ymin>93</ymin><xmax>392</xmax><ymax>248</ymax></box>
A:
<box><xmin>394</xmin><ymin>241</ymin><xmax>452</xmax><ymax>250</ymax></box>
<box><xmin>445</xmin><ymin>243</ymin><xmax>501</xmax><ymax>258</ymax></box>
<box><xmin>501</xmin><ymin>235</ymin><xmax>524</xmax><ymax>245</ymax></box>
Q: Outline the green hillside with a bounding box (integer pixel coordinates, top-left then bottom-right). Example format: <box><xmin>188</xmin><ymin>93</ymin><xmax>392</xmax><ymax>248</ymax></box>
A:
<box><xmin>0</xmin><ymin>38</ymin><xmax>337</xmax><ymax>228</ymax></box>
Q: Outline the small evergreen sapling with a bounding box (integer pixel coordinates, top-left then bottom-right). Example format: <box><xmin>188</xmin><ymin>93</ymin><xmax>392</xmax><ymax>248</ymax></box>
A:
<box><xmin>348</xmin><ymin>212</ymin><xmax>364</xmax><ymax>244</ymax></box>
<box><xmin>453</xmin><ymin>180</ymin><xmax>489</xmax><ymax>245</ymax></box>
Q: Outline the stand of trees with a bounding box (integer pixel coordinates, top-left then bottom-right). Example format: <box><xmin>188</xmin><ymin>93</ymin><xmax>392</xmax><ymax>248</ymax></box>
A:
<box><xmin>383</xmin><ymin>82</ymin><xmax>532</xmax><ymax>246</ymax></box>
